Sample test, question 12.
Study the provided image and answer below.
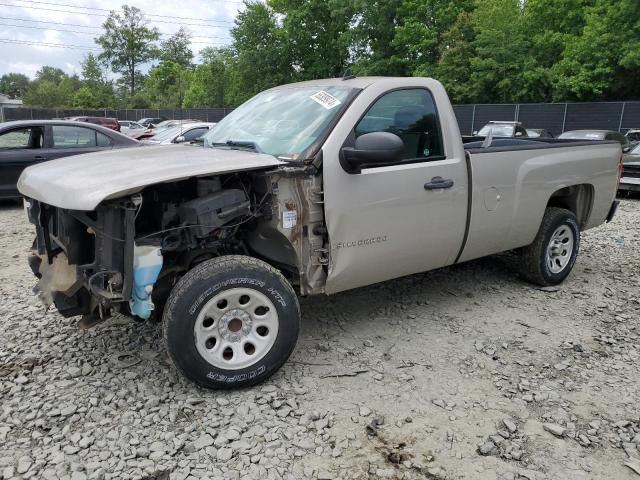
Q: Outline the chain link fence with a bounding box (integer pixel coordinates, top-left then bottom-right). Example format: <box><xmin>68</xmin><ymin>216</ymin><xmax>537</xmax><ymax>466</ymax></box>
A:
<box><xmin>453</xmin><ymin>101</ymin><xmax>640</xmax><ymax>136</ymax></box>
<box><xmin>3</xmin><ymin>102</ymin><xmax>640</xmax><ymax>136</ymax></box>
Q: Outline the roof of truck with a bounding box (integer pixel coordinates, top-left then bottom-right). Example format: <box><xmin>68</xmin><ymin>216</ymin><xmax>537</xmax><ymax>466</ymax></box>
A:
<box><xmin>269</xmin><ymin>76</ymin><xmax>416</xmax><ymax>90</ymax></box>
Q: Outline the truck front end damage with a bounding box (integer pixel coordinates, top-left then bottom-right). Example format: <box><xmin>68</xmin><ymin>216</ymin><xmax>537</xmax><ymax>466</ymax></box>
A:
<box><xmin>27</xmin><ymin>196</ymin><xmax>141</xmax><ymax>323</ymax></box>
<box><xmin>24</xmin><ymin>167</ymin><xmax>329</xmax><ymax>326</ymax></box>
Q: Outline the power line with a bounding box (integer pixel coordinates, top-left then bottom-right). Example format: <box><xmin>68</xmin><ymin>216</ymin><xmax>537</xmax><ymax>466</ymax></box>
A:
<box><xmin>18</xmin><ymin>0</ymin><xmax>243</xmax><ymax>19</ymax></box>
<box><xmin>0</xmin><ymin>38</ymin><xmax>99</xmax><ymax>49</ymax></box>
<box><xmin>1</xmin><ymin>2</ymin><xmax>236</xmax><ymax>27</ymax></box>
<box><xmin>14</xmin><ymin>0</ymin><xmax>242</xmax><ymax>23</ymax></box>
<box><xmin>0</xmin><ymin>20</ymin><xmax>232</xmax><ymax>42</ymax></box>
<box><xmin>0</xmin><ymin>17</ymin><xmax>230</xmax><ymax>40</ymax></box>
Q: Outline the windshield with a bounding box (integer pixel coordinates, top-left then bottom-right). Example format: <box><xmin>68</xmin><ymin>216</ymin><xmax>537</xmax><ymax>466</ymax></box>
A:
<box><xmin>203</xmin><ymin>85</ymin><xmax>356</xmax><ymax>158</ymax></box>
<box><xmin>558</xmin><ymin>131</ymin><xmax>604</xmax><ymax>140</ymax></box>
<box><xmin>478</xmin><ymin>125</ymin><xmax>514</xmax><ymax>137</ymax></box>
<box><xmin>631</xmin><ymin>143</ymin><xmax>640</xmax><ymax>155</ymax></box>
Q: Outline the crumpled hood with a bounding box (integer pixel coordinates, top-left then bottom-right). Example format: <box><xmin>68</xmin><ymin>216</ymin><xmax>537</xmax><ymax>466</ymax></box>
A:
<box><xmin>18</xmin><ymin>144</ymin><xmax>284</xmax><ymax>211</ymax></box>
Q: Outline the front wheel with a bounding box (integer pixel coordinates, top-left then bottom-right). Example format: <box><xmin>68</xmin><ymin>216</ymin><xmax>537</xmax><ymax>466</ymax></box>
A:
<box><xmin>162</xmin><ymin>255</ymin><xmax>300</xmax><ymax>389</ymax></box>
<box><xmin>519</xmin><ymin>207</ymin><xmax>580</xmax><ymax>286</ymax></box>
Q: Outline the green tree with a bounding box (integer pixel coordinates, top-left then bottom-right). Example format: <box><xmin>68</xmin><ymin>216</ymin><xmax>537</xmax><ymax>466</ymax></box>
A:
<box><xmin>183</xmin><ymin>47</ymin><xmax>230</xmax><ymax>107</ymax></box>
<box><xmin>553</xmin><ymin>0</ymin><xmax>640</xmax><ymax>100</ymax></box>
<box><xmin>394</xmin><ymin>0</ymin><xmax>474</xmax><ymax>76</ymax></box>
<box><xmin>160</xmin><ymin>27</ymin><xmax>193</xmax><ymax>67</ymax></box>
<box><xmin>269</xmin><ymin>0</ymin><xmax>356</xmax><ymax>79</ymax></box>
<box><xmin>231</xmin><ymin>2</ymin><xmax>295</xmax><ymax>101</ymax></box>
<box><xmin>435</xmin><ymin>10</ymin><xmax>477</xmax><ymax>103</ymax></box>
<box><xmin>81</xmin><ymin>53</ymin><xmax>104</xmax><ymax>85</ymax></box>
<box><xmin>466</xmin><ymin>0</ymin><xmax>531</xmax><ymax>103</ymax></box>
<box><xmin>95</xmin><ymin>5</ymin><xmax>160</xmax><ymax>97</ymax></box>
<box><xmin>35</xmin><ymin>66</ymin><xmax>66</xmax><ymax>84</ymax></box>
<box><xmin>73</xmin><ymin>86</ymin><xmax>101</xmax><ymax>108</ymax></box>
<box><xmin>0</xmin><ymin>73</ymin><xmax>30</xmax><ymax>99</ymax></box>
<box><xmin>144</xmin><ymin>61</ymin><xmax>191</xmax><ymax>108</ymax></box>
<box><xmin>23</xmin><ymin>80</ymin><xmax>72</xmax><ymax>107</ymax></box>
<box><xmin>349</xmin><ymin>0</ymin><xmax>408</xmax><ymax>76</ymax></box>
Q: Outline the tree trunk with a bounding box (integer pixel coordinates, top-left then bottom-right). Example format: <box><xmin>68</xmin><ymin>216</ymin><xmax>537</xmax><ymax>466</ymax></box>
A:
<box><xmin>130</xmin><ymin>63</ymin><xmax>135</xmax><ymax>96</ymax></box>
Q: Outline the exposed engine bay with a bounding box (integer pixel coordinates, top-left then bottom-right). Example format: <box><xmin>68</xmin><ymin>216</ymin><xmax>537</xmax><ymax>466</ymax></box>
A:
<box><xmin>25</xmin><ymin>169</ymin><xmax>328</xmax><ymax>324</ymax></box>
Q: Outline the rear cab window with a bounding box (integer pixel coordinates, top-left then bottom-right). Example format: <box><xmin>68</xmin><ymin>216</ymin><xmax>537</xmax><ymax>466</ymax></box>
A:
<box><xmin>354</xmin><ymin>88</ymin><xmax>444</xmax><ymax>163</ymax></box>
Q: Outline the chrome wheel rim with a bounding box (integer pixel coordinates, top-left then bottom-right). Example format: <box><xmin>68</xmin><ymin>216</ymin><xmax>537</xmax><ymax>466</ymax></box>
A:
<box><xmin>546</xmin><ymin>225</ymin><xmax>575</xmax><ymax>274</ymax></box>
<box><xmin>194</xmin><ymin>287</ymin><xmax>279</xmax><ymax>370</ymax></box>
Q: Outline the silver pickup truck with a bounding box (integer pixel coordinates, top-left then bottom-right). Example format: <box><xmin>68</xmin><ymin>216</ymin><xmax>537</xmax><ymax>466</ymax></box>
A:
<box><xmin>18</xmin><ymin>77</ymin><xmax>622</xmax><ymax>389</ymax></box>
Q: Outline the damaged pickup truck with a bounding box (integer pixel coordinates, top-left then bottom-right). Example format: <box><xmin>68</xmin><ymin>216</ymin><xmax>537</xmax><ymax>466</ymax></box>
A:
<box><xmin>18</xmin><ymin>77</ymin><xmax>623</xmax><ymax>389</ymax></box>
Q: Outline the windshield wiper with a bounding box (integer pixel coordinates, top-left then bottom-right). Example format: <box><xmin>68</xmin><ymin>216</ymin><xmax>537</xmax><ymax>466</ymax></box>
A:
<box><xmin>211</xmin><ymin>140</ymin><xmax>262</xmax><ymax>153</ymax></box>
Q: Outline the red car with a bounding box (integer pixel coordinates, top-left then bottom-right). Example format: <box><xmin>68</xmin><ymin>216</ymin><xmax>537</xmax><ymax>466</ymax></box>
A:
<box><xmin>69</xmin><ymin>116</ymin><xmax>121</xmax><ymax>132</ymax></box>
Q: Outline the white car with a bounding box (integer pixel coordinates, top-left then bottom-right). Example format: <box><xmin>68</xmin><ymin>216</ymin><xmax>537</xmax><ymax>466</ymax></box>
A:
<box><xmin>118</xmin><ymin>121</ymin><xmax>144</xmax><ymax>133</ymax></box>
<box><xmin>143</xmin><ymin>122</ymin><xmax>216</xmax><ymax>145</ymax></box>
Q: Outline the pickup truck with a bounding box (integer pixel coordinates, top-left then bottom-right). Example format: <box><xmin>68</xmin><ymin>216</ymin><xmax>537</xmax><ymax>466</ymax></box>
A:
<box><xmin>18</xmin><ymin>77</ymin><xmax>623</xmax><ymax>389</ymax></box>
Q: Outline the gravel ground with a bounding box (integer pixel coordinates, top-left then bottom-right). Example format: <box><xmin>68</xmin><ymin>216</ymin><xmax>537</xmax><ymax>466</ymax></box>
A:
<box><xmin>1</xmin><ymin>199</ymin><xmax>639</xmax><ymax>480</ymax></box>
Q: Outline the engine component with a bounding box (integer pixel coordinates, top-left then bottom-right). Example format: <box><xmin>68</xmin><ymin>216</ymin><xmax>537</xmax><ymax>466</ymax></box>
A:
<box><xmin>178</xmin><ymin>184</ymin><xmax>250</xmax><ymax>238</ymax></box>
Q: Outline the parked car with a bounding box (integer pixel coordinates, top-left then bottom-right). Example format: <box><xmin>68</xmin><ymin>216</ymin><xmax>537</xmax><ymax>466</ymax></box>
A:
<box><xmin>558</xmin><ymin>130</ymin><xmax>632</xmax><ymax>152</ymax></box>
<box><xmin>625</xmin><ymin>129</ymin><xmax>640</xmax><ymax>144</ymax></box>
<box><xmin>619</xmin><ymin>142</ymin><xmax>640</xmax><ymax>194</ymax></box>
<box><xmin>143</xmin><ymin>122</ymin><xmax>216</xmax><ymax>145</ymax></box>
<box><xmin>0</xmin><ymin>120</ymin><xmax>139</xmax><ymax>199</ymax></box>
<box><xmin>118</xmin><ymin>120</ymin><xmax>144</xmax><ymax>133</ymax></box>
<box><xmin>18</xmin><ymin>77</ymin><xmax>621</xmax><ymax>389</ymax></box>
<box><xmin>475</xmin><ymin>121</ymin><xmax>529</xmax><ymax>138</ymax></box>
<box><xmin>128</xmin><ymin>120</ymin><xmax>199</xmax><ymax>140</ymax></box>
<box><xmin>137</xmin><ymin>117</ymin><xmax>166</xmax><ymax>128</ymax></box>
<box><xmin>151</xmin><ymin>119</ymin><xmax>198</xmax><ymax>129</ymax></box>
<box><xmin>69</xmin><ymin>116</ymin><xmax>121</xmax><ymax>132</ymax></box>
<box><xmin>527</xmin><ymin>128</ymin><xmax>554</xmax><ymax>138</ymax></box>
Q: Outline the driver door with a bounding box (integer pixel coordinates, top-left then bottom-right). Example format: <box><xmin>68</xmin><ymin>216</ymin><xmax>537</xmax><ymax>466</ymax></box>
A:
<box><xmin>323</xmin><ymin>86</ymin><xmax>469</xmax><ymax>294</ymax></box>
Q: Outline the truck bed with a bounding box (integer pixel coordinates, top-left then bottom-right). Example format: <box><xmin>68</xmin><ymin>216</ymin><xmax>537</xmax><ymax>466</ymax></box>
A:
<box><xmin>458</xmin><ymin>139</ymin><xmax>621</xmax><ymax>263</ymax></box>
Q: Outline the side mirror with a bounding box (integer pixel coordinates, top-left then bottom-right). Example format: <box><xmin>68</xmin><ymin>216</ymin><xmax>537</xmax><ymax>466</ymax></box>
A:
<box><xmin>341</xmin><ymin>132</ymin><xmax>404</xmax><ymax>174</ymax></box>
<box><xmin>623</xmin><ymin>146</ymin><xmax>631</xmax><ymax>153</ymax></box>
<box><xmin>175</xmin><ymin>135</ymin><xmax>186</xmax><ymax>144</ymax></box>
<box><xmin>473</xmin><ymin>131</ymin><xmax>478</xmax><ymax>135</ymax></box>
<box><xmin>515</xmin><ymin>131</ymin><xmax>523</xmax><ymax>137</ymax></box>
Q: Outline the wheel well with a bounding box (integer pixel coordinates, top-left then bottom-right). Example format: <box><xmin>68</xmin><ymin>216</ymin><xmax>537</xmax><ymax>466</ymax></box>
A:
<box><xmin>546</xmin><ymin>184</ymin><xmax>594</xmax><ymax>228</ymax></box>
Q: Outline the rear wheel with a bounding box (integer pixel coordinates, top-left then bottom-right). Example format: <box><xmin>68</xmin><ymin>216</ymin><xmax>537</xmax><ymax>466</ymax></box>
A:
<box><xmin>519</xmin><ymin>207</ymin><xmax>580</xmax><ymax>286</ymax></box>
<box><xmin>162</xmin><ymin>255</ymin><xmax>300</xmax><ymax>389</ymax></box>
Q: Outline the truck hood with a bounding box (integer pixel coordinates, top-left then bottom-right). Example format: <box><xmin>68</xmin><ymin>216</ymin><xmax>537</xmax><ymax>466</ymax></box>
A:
<box><xmin>18</xmin><ymin>144</ymin><xmax>284</xmax><ymax>211</ymax></box>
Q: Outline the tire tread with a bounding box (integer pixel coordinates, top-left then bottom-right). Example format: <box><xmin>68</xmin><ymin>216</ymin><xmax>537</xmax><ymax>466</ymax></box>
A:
<box><xmin>162</xmin><ymin>255</ymin><xmax>299</xmax><ymax>389</ymax></box>
<box><xmin>519</xmin><ymin>207</ymin><xmax>579</xmax><ymax>286</ymax></box>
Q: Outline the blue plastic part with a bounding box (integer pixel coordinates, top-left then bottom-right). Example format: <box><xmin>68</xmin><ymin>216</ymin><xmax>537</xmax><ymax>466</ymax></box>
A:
<box><xmin>129</xmin><ymin>262</ymin><xmax>163</xmax><ymax>320</ymax></box>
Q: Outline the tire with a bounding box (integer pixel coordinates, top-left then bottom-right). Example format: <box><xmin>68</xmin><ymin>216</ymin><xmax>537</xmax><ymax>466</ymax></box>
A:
<box><xmin>162</xmin><ymin>255</ymin><xmax>300</xmax><ymax>389</ymax></box>
<box><xmin>519</xmin><ymin>207</ymin><xmax>580</xmax><ymax>286</ymax></box>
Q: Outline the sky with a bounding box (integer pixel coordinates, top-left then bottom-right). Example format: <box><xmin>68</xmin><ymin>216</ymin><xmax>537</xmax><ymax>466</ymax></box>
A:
<box><xmin>0</xmin><ymin>0</ymin><xmax>245</xmax><ymax>79</ymax></box>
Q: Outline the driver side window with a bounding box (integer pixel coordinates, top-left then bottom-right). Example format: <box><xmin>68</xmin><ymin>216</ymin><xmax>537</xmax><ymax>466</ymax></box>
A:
<box><xmin>355</xmin><ymin>89</ymin><xmax>444</xmax><ymax>161</ymax></box>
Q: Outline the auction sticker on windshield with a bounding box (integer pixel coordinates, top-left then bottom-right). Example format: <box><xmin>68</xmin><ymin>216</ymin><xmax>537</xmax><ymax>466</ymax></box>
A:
<box><xmin>310</xmin><ymin>91</ymin><xmax>341</xmax><ymax>110</ymax></box>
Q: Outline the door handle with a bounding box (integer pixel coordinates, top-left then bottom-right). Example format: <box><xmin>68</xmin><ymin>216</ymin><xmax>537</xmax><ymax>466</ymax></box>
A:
<box><xmin>424</xmin><ymin>176</ymin><xmax>454</xmax><ymax>190</ymax></box>
<box><xmin>33</xmin><ymin>155</ymin><xmax>47</xmax><ymax>161</ymax></box>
